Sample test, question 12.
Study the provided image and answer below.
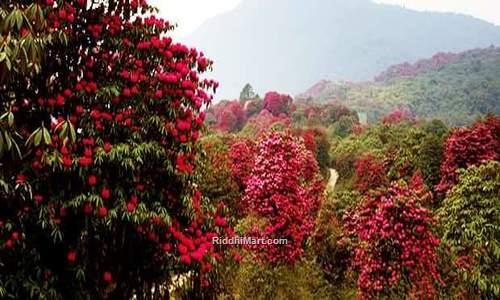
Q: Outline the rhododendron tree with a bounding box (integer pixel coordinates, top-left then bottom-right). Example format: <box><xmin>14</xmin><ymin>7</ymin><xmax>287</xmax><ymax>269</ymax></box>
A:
<box><xmin>262</xmin><ymin>91</ymin><xmax>293</xmax><ymax>116</ymax></box>
<box><xmin>208</xmin><ymin>100</ymin><xmax>246</xmax><ymax>133</ymax></box>
<box><xmin>242</xmin><ymin>109</ymin><xmax>291</xmax><ymax>136</ymax></box>
<box><xmin>353</xmin><ymin>153</ymin><xmax>387</xmax><ymax>193</ymax></box>
<box><xmin>438</xmin><ymin>161</ymin><xmax>500</xmax><ymax>298</ymax></box>
<box><xmin>436</xmin><ymin>116</ymin><xmax>500</xmax><ymax>193</ymax></box>
<box><xmin>242</xmin><ymin>131</ymin><xmax>324</xmax><ymax>264</ymax></box>
<box><xmin>228</xmin><ymin>138</ymin><xmax>256</xmax><ymax>191</ymax></box>
<box><xmin>344</xmin><ymin>182</ymin><xmax>442</xmax><ymax>299</ymax></box>
<box><xmin>382</xmin><ymin>107</ymin><xmax>415</xmax><ymax>125</ymax></box>
<box><xmin>0</xmin><ymin>0</ymin><xmax>226</xmax><ymax>298</ymax></box>
<box><xmin>292</xmin><ymin>102</ymin><xmax>357</xmax><ymax>129</ymax></box>
<box><xmin>294</xmin><ymin>127</ymin><xmax>331</xmax><ymax>177</ymax></box>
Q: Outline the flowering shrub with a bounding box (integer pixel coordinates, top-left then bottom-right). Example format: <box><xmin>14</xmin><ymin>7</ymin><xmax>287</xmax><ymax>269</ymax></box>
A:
<box><xmin>209</xmin><ymin>100</ymin><xmax>246</xmax><ymax>133</ymax></box>
<box><xmin>382</xmin><ymin>107</ymin><xmax>415</xmax><ymax>125</ymax></box>
<box><xmin>262</xmin><ymin>91</ymin><xmax>293</xmax><ymax>116</ymax></box>
<box><xmin>0</xmin><ymin>0</ymin><xmax>226</xmax><ymax>298</ymax></box>
<box><xmin>242</xmin><ymin>109</ymin><xmax>291</xmax><ymax>136</ymax></box>
<box><xmin>353</xmin><ymin>153</ymin><xmax>387</xmax><ymax>193</ymax></box>
<box><xmin>228</xmin><ymin>138</ymin><xmax>256</xmax><ymax>191</ymax></box>
<box><xmin>242</xmin><ymin>131</ymin><xmax>324</xmax><ymax>264</ymax></box>
<box><xmin>292</xmin><ymin>102</ymin><xmax>356</xmax><ymax>129</ymax></box>
<box><xmin>438</xmin><ymin>161</ymin><xmax>500</xmax><ymax>298</ymax></box>
<box><xmin>344</xmin><ymin>182</ymin><xmax>442</xmax><ymax>299</ymax></box>
<box><xmin>436</xmin><ymin>116</ymin><xmax>500</xmax><ymax>193</ymax></box>
<box><xmin>294</xmin><ymin>128</ymin><xmax>331</xmax><ymax>176</ymax></box>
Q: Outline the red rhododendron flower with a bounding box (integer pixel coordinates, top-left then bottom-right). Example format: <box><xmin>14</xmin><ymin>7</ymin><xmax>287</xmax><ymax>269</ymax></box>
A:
<box><xmin>103</xmin><ymin>271</ymin><xmax>113</xmax><ymax>283</ymax></box>
<box><xmin>98</xmin><ymin>206</ymin><xmax>108</xmax><ymax>218</ymax></box>
<box><xmin>83</xmin><ymin>202</ymin><xmax>93</xmax><ymax>215</ymax></box>
<box><xmin>15</xmin><ymin>174</ymin><xmax>26</xmax><ymax>184</ymax></box>
<box><xmin>180</xmin><ymin>254</ymin><xmax>191</xmax><ymax>265</ymax></box>
<box><xmin>263</xmin><ymin>91</ymin><xmax>292</xmax><ymax>116</ymax></box>
<box><xmin>34</xmin><ymin>194</ymin><xmax>44</xmax><ymax>205</ymax></box>
<box><xmin>11</xmin><ymin>232</ymin><xmax>20</xmax><ymax>240</ymax></box>
<box><xmin>101</xmin><ymin>187</ymin><xmax>111</xmax><ymax>200</ymax></box>
<box><xmin>176</xmin><ymin>154</ymin><xmax>193</xmax><ymax>173</ymax></box>
<box><xmin>242</xmin><ymin>131</ymin><xmax>324</xmax><ymax>264</ymax></box>
<box><xmin>436</xmin><ymin>116</ymin><xmax>500</xmax><ymax>193</ymax></box>
<box><xmin>87</xmin><ymin>175</ymin><xmax>97</xmax><ymax>186</ymax></box>
<box><xmin>178</xmin><ymin>244</ymin><xmax>188</xmax><ymax>255</ymax></box>
<box><xmin>67</xmin><ymin>251</ymin><xmax>77</xmax><ymax>264</ymax></box>
<box><xmin>4</xmin><ymin>240</ymin><xmax>14</xmax><ymax>249</ymax></box>
<box><xmin>344</xmin><ymin>182</ymin><xmax>442</xmax><ymax>299</ymax></box>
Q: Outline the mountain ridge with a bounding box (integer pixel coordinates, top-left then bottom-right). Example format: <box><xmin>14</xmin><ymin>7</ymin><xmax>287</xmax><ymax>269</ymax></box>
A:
<box><xmin>185</xmin><ymin>0</ymin><xmax>500</xmax><ymax>99</ymax></box>
<box><xmin>296</xmin><ymin>46</ymin><xmax>500</xmax><ymax>126</ymax></box>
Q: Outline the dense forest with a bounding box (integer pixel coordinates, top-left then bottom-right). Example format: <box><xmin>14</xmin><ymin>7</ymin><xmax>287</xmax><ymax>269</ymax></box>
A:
<box><xmin>203</xmin><ymin>88</ymin><xmax>499</xmax><ymax>299</ymax></box>
<box><xmin>0</xmin><ymin>1</ymin><xmax>499</xmax><ymax>299</ymax></box>
<box><xmin>298</xmin><ymin>47</ymin><xmax>500</xmax><ymax>125</ymax></box>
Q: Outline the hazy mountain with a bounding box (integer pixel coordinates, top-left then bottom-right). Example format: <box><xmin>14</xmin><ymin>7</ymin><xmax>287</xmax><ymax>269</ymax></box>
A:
<box><xmin>184</xmin><ymin>0</ymin><xmax>500</xmax><ymax>99</ymax></box>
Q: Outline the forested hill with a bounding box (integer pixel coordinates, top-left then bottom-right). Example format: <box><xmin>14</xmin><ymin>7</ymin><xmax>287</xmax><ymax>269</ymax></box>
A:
<box><xmin>297</xmin><ymin>47</ymin><xmax>500</xmax><ymax>126</ymax></box>
<box><xmin>185</xmin><ymin>0</ymin><xmax>500</xmax><ymax>99</ymax></box>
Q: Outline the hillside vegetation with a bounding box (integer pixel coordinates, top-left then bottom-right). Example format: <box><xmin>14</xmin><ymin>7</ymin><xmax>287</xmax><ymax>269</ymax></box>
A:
<box><xmin>298</xmin><ymin>47</ymin><xmax>500</xmax><ymax>125</ymax></box>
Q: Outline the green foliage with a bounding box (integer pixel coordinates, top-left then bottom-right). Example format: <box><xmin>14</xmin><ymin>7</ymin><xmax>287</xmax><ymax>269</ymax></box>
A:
<box><xmin>311</xmin><ymin>48</ymin><xmax>500</xmax><ymax>126</ymax></box>
<box><xmin>438</xmin><ymin>161</ymin><xmax>500</xmax><ymax>297</ymax></box>
<box><xmin>312</xmin><ymin>190</ymin><xmax>354</xmax><ymax>287</ymax></box>
<box><xmin>221</xmin><ymin>253</ymin><xmax>336</xmax><ymax>300</ymax></box>
<box><xmin>329</xmin><ymin>126</ymin><xmax>385</xmax><ymax>189</ymax></box>
<box><xmin>239</xmin><ymin>83</ymin><xmax>257</xmax><ymax>102</ymax></box>
<box><xmin>0</xmin><ymin>2</ymin><xmax>68</xmax><ymax>82</ymax></box>
<box><xmin>196</xmin><ymin>134</ymin><xmax>240</xmax><ymax>211</ymax></box>
<box><xmin>330</xmin><ymin>120</ymin><xmax>447</xmax><ymax>191</ymax></box>
<box><xmin>328</xmin><ymin>115</ymin><xmax>359</xmax><ymax>138</ymax></box>
<box><xmin>386</xmin><ymin>125</ymin><xmax>446</xmax><ymax>186</ymax></box>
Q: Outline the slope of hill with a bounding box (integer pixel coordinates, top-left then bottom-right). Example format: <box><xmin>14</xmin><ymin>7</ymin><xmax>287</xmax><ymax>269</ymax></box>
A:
<box><xmin>297</xmin><ymin>47</ymin><xmax>500</xmax><ymax>126</ymax></box>
<box><xmin>185</xmin><ymin>0</ymin><xmax>500</xmax><ymax>99</ymax></box>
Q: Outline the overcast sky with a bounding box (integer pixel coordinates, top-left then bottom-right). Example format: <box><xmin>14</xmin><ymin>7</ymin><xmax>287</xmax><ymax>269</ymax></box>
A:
<box><xmin>150</xmin><ymin>0</ymin><xmax>500</xmax><ymax>38</ymax></box>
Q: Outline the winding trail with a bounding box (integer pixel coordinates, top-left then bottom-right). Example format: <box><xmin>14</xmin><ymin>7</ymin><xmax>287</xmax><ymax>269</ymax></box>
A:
<box><xmin>327</xmin><ymin>168</ymin><xmax>339</xmax><ymax>191</ymax></box>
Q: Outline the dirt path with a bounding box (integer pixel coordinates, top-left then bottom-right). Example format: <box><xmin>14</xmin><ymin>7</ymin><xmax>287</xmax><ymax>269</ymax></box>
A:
<box><xmin>328</xmin><ymin>168</ymin><xmax>339</xmax><ymax>191</ymax></box>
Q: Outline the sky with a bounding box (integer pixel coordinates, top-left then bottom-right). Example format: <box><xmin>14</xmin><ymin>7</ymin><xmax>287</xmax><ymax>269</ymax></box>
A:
<box><xmin>150</xmin><ymin>0</ymin><xmax>500</xmax><ymax>38</ymax></box>
<box><xmin>149</xmin><ymin>0</ymin><xmax>241</xmax><ymax>38</ymax></box>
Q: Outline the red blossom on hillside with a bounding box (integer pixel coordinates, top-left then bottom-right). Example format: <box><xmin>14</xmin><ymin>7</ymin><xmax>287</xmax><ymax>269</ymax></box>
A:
<box><xmin>344</xmin><ymin>182</ymin><xmax>442</xmax><ymax>299</ymax></box>
<box><xmin>242</xmin><ymin>131</ymin><xmax>324</xmax><ymax>264</ymax></box>
<box><xmin>436</xmin><ymin>116</ymin><xmax>500</xmax><ymax>193</ymax></box>
<box><xmin>245</xmin><ymin>109</ymin><xmax>291</xmax><ymax>135</ymax></box>
<box><xmin>0</xmin><ymin>1</ymin><xmax>226</xmax><ymax>298</ymax></box>
<box><xmin>263</xmin><ymin>91</ymin><xmax>293</xmax><ymax>116</ymax></box>
<box><xmin>354</xmin><ymin>153</ymin><xmax>388</xmax><ymax>193</ymax></box>
<box><xmin>382</xmin><ymin>107</ymin><xmax>415</xmax><ymax>125</ymax></box>
<box><xmin>209</xmin><ymin>100</ymin><xmax>246</xmax><ymax>132</ymax></box>
<box><xmin>229</xmin><ymin>139</ymin><xmax>256</xmax><ymax>190</ymax></box>
<box><xmin>375</xmin><ymin>52</ymin><xmax>463</xmax><ymax>82</ymax></box>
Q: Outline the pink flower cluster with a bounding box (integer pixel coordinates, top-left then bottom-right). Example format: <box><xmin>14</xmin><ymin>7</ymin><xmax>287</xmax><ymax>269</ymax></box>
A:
<box><xmin>242</xmin><ymin>131</ymin><xmax>324</xmax><ymax>264</ymax></box>
<box><xmin>344</xmin><ymin>182</ymin><xmax>442</xmax><ymax>299</ymax></box>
